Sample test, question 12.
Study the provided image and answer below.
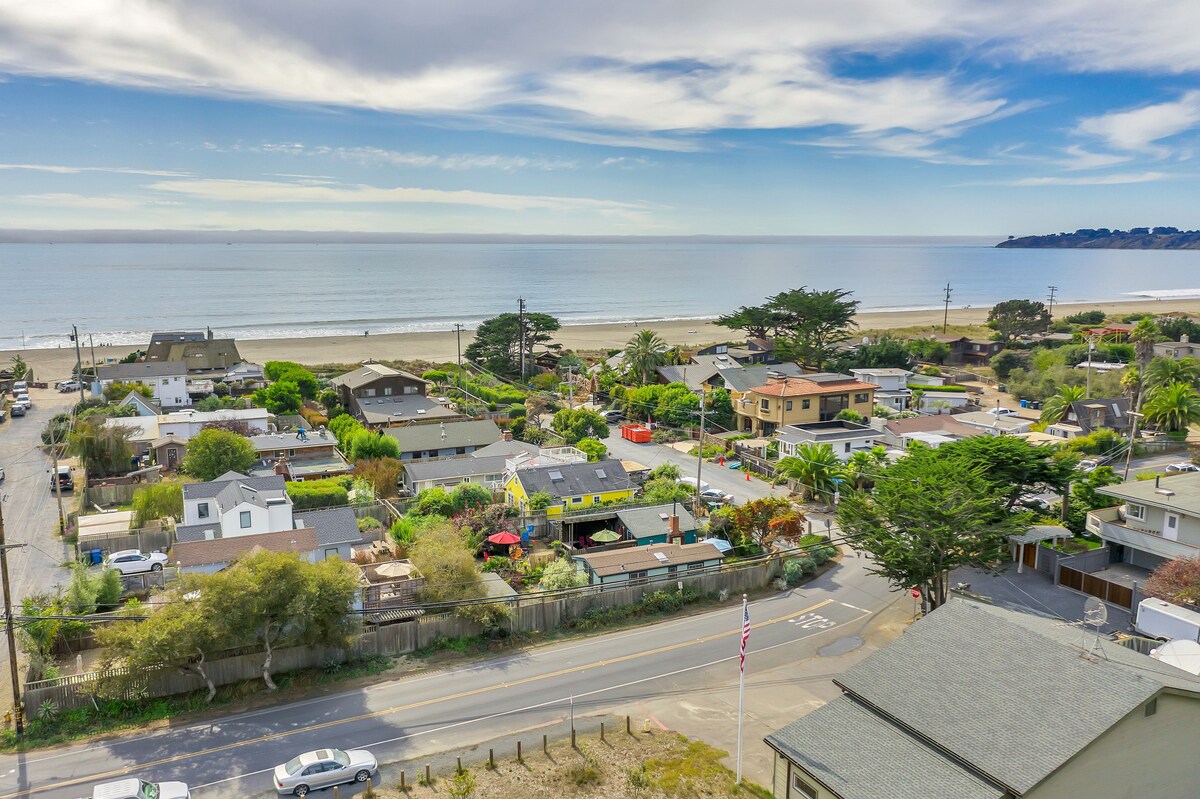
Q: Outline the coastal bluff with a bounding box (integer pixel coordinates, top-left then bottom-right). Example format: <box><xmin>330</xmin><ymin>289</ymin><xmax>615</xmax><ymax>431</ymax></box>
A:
<box><xmin>997</xmin><ymin>227</ymin><xmax>1200</xmax><ymax>249</ymax></box>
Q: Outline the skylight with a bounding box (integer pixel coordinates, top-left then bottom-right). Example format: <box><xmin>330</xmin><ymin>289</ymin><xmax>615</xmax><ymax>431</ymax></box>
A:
<box><xmin>548</xmin><ymin>470</ymin><xmax>563</xmax><ymax>481</ymax></box>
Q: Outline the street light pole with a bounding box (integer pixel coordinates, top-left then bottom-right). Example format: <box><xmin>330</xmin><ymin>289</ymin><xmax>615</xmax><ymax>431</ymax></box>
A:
<box><xmin>0</xmin><ymin>500</ymin><xmax>26</xmax><ymax>737</ymax></box>
<box><xmin>71</xmin><ymin>325</ymin><xmax>84</xmax><ymax>405</ymax></box>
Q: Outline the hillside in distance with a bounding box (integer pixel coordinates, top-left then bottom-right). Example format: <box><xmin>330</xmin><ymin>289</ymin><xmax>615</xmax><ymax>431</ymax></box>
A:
<box><xmin>998</xmin><ymin>227</ymin><xmax>1200</xmax><ymax>249</ymax></box>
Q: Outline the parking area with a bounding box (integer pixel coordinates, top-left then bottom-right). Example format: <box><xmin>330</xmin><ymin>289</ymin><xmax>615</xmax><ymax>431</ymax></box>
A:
<box><xmin>951</xmin><ymin>562</ymin><xmax>1132</xmax><ymax>635</ymax></box>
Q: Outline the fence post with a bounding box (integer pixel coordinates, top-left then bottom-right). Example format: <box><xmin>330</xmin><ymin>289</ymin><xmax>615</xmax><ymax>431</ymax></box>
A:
<box><xmin>457</xmin><ymin>756</ymin><xmax>462</xmax><ymax>775</ymax></box>
<box><xmin>626</xmin><ymin>715</ymin><xmax>631</xmax><ymax>735</ymax></box>
<box><xmin>571</xmin><ymin>728</ymin><xmax>576</xmax><ymax>748</ymax></box>
<box><xmin>425</xmin><ymin>764</ymin><xmax>431</xmax><ymax>785</ymax></box>
<box><xmin>489</xmin><ymin>749</ymin><xmax>494</xmax><ymax>769</ymax></box>
<box><xmin>400</xmin><ymin>770</ymin><xmax>406</xmax><ymax>791</ymax></box>
<box><xmin>543</xmin><ymin>733</ymin><xmax>548</xmax><ymax>754</ymax></box>
<box><xmin>601</xmin><ymin>722</ymin><xmax>605</xmax><ymax>741</ymax></box>
<box><xmin>517</xmin><ymin>740</ymin><xmax>523</xmax><ymax>763</ymax></box>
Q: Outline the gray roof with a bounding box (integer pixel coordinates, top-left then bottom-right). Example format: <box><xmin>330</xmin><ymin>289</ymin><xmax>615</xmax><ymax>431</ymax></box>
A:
<box><xmin>776</xmin><ymin>421</ymin><xmax>877</xmax><ymax>445</ymax></box>
<box><xmin>402</xmin><ymin>454</ymin><xmax>510</xmax><ymax>483</ymax></box>
<box><xmin>116</xmin><ymin>391</ymin><xmax>162</xmax><ymax>415</ymax></box>
<box><xmin>293</xmin><ymin>507</ymin><xmax>362</xmax><ymax>546</ymax></box>
<box><xmin>382</xmin><ymin>420</ymin><xmax>501</xmax><ymax>452</ymax></box>
<box><xmin>355</xmin><ymin>395</ymin><xmax>460</xmax><ymax>425</ymax></box>
<box><xmin>953</xmin><ymin>411</ymin><xmax>1033</xmax><ymax>431</ymax></box>
<box><xmin>1097</xmin><ymin>471</ymin><xmax>1200</xmax><ymax>517</ymax></box>
<box><xmin>616</xmin><ymin>504</ymin><xmax>697</xmax><ymax>538</ymax></box>
<box><xmin>719</xmin><ymin>363</ymin><xmax>806</xmax><ymax>392</ymax></box>
<box><xmin>1009</xmin><ymin>524</ymin><xmax>1073</xmax><ymax>545</ymax></box>
<box><xmin>835</xmin><ymin>599</ymin><xmax>1200</xmax><ymax>795</ymax></box>
<box><xmin>849</xmin><ymin>367</ymin><xmax>913</xmax><ymax>377</ymax></box>
<box><xmin>248</xmin><ymin>432</ymin><xmax>338</xmax><ymax>452</ymax></box>
<box><xmin>656</xmin><ymin>364</ymin><xmax>721</xmax><ymax>390</ymax></box>
<box><xmin>766</xmin><ymin>696</ymin><xmax>1004</xmax><ymax>799</ymax></box>
<box><xmin>471</xmin><ymin>438</ymin><xmax>540</xmax><ymax>458</ymax></box>
<box><xmin>514</xmin><ymin>460</ymin><xmax>634</xmax><ymax>499</ymax></box>
<box><xmin>181</xmin><ymin>473</ymin><xmax>288</xmax><ymax>517</ymax></box>
<box><xmin>97</xmin><ymin>360</ymin><xmax>187</xmax><ymax>380</ymax></box>
<box><xmin>330</xmin><ymin>363</ymin><xmax>425</xmax><ymax>390</ymax></box>
<box><xmin>175</xmin><ymin>522</ymin><xmax>217</xmax><ymax>543</ymax></box>
<box><xmin>1068</xmin><ymin>396</ymin><xmax>1131</xmax><ymax>433</ymax></box>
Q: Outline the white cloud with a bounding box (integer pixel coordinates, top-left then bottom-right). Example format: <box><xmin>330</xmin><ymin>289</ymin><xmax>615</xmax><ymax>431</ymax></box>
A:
<box><xmin>1075</xmin><ymin>92</ymin><xmax>1200</xmax><ymax>155</ymax></box>
<box><xmin>207</xmin><ymin>142</ymin><xmax>577</xmax><ymax>171</ymax></box>
<box><xmin>147</xmin><ymin>177</ymin><xmax>652</xmax><ymax>217</ymax></box>
<box><xmin>975</xmin><ymin>171</ymin><xmax>1170</xmax><ymax>187</ymax></box>
<box><xmin>19</xmin><ymin>193</ymin><xmax>146</xmax><ymax>209</ymax></box>
<box><xmin>1057</xmin><ymin>145</ymin><xmax>1133</xmax><ymax>170</ymax></box>
<box><xmin>0</xmin><ymin>162</ymin><xmax>191</xmax><ymax>176</ymax></box>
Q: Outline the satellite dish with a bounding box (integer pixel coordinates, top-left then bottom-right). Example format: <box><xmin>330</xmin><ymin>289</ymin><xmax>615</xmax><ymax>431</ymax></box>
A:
<box><xmin>1084</xmin><ymin>596</ymin><xmax>1108</xmax><ymax>630</ymax></box>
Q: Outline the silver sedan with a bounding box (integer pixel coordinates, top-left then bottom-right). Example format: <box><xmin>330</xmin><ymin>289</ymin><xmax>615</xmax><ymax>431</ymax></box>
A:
<box><xmin>273</xmin><ymin>748</ymin><xmax>378</xmax><ymax>796</ymax></box>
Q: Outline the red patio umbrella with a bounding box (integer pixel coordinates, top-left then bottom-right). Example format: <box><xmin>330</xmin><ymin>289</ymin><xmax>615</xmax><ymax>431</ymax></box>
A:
<box><xmin>487</xmin><ymin>531</ymin><xmax>521</xmax><ymax>545</ymax></box>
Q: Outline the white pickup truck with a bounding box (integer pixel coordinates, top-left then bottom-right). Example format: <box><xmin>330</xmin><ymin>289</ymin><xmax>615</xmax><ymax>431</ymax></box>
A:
<box><xmin>85</xmin><ymin>778</ymin><xmax>190</xmax><ymax>799</ymax></box>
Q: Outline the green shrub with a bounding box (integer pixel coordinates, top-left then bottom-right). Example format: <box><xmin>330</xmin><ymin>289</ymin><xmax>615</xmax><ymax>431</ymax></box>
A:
<box><xmin>286</xmin><ymin>478</ymin><xmax>350</xmax><ymax>509</ymax></box>
<box><xmin>784</xmin><ymin>557</ymin><xmax>817</xmax><ymax>585</ymax></box>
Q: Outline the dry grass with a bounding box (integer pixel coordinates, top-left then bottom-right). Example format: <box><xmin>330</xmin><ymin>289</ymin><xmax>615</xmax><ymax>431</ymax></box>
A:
<box><xmin>374</xmin><ymin>732</ymin><xmax>771</xmax><ymax>799</ymax></box>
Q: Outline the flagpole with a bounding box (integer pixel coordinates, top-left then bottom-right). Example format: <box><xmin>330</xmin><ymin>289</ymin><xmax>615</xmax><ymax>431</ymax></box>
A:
<box><xmin>737</xmin><ymin>593</ymin><xmax>747</xmax><ymax>784</ymax></box>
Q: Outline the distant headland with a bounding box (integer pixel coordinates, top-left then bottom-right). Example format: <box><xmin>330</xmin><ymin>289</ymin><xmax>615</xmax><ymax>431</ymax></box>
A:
<box><xmin>997</xmin><ymin>227</ymin><xmax>1200</xmax><ymax>249</ymax></box>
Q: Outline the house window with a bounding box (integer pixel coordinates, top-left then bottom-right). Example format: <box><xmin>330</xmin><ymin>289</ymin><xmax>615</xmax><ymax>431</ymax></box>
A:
<box><xmin>592</xmin><ymin>495</ymin><xmax>601</xmax><ymax>503</ymax></box>
<box><xmin>790</xmin><ymin>772</ymin><xmax>817</xmax><ymax>799</ymax></box>
<box><xmin>785</xmin><ymin>401</ymin><xmax>793</xmax><ymax>411</ymax></box>
<box><xmin>844</xmin><ymin>443</ymin><xmax>851</xmax><ymax>453</ymax></box>
<box><xmin>404</xmin><ymin>385</ymin><xmax>418</xmax><ymax>394</ymax></box>
<box><xmin>1127</xmin><ymin>503</ymin><xmax>1146</xmax><ymax>520</ymax></box>
<box><xmin>854</xmin><ymin>393</ymin><xmax>869</xmax><ymax>403</ymax></box>
<box><xmin>160</xmin><ymin>378</ymin><xmax>169</xmax><ymax>386</ymax></box>
<box><xmin>198</xmin><ymin>502</ymin><xmax>210</xmax><ymax>519</ymax></box>
<box><xmin>572</xmin><ymin>497</ymin><xmax>582</xmax><ymax>504</ymax></box>
<box><xmin>384</xmin><ymin>386</ymin><xmax>394</xmax><ymax>396</ymax></box>
<box><xmin>760</xmin><ymin>399</ymin><xmax>770</xmax><ymax>411</ymax></box>
<box><xmin>324</xmin><ymin>548</ymin><xmax>340</xmax><ymax>560</ymax></box>
<box><xmin>240</xmin><ymin>510</ymin><xmax>252</xmax><ymax>528</ymax></box>
<box><xmin>364</xmin><ymin>388</ymin><xmax>376</xmax><ymax>397</ymax></box>
<box><xmin>801</xmin><ymin>399</ymin><xmax>810</xmax><ymax>409</ymax></box>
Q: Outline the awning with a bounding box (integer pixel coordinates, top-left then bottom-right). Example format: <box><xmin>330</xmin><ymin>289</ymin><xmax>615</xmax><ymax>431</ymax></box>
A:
<box><xmin>1008</xmin><ymin>525</ymin><xmax>1073</xmax><ymax>545</ymax></box>
<box><xmin>366</xmin><ymin>607</ymin><xmax>426</xmax><ymax>624</ymax></box>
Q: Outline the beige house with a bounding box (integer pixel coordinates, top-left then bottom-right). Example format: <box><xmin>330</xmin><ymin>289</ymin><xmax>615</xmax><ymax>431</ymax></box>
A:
<box><xmin>765</xmin><ymin>599</ymin><xmax>1200</xmax><ymax>799</ymax></box>
<box><xmin>734</xmin><ymin>374</ymin><xmax>876</xmax><ymax>436</ymax></box>
<box><xmin>1087</xmin><ymin>472</ymin><xmax>1200</xmax><ymax>573</ymax></box>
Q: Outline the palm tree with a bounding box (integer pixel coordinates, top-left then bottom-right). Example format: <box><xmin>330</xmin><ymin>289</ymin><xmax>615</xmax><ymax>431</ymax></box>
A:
<box><xmin>1143</xmin><ymin>357</ymin><xmax>1200</xmax><ymax>397</ymax></box>
<box><xmin>623</xmin><ymin>329</ymin><xmax>670</xmax><ymax>386</ymax></box>
<box><xmin>777</xmin><ymin>443</ymin><xmax>843</xmax><ymax>502</ymax></box>
<box><xmin>1142</xmin><ymin>381</ymin><xmax>1200</xmax><ymax>433</ymax></box>
<box><xmin>1120</xmin><ymin>366</ymin><xmax>1141</xmax><ymax>403</ymax></box>
<box><xmin>843</xmin><ymin>450</ymin><xmax>876</xmax><ymax>491</ymax></box>
<box><xmin>1039</xmin><ymin>384</ymin><xmax>1086</xmax><ymax>425</ymax></box>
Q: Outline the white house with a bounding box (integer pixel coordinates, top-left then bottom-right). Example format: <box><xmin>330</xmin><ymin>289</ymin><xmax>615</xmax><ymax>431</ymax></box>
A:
<box><xmin>954</xmin><ymin>411</ymin><xmax>1035</xmax><ymax>436</ymax></box>
<box><xmin>157</xmin><ymin>407</ymin><xmax>270</xmax><ymax>440</ymax></box>
<box><xmin>174</xmin><ymin>471</ymin><xmax>363</xmax><ymax>573</ymax></box>
<box><xmin>95</xmin><ymin>360</ymin><xmax>190</xmax><ymax>409</ymax></box>
<box><xmin>774</xmin><ymin>421</ymin><xmax>879</xmax><ymax>461</ymax></box>
<box><xmin>850</xmin><ymin>367</ymin><xmax>913</xmax><ymax>412</ymax></box>
<box><xmin>912</xmin><ymin>390</ymin><xmax>973</xmax><ymax>414</ymax></box>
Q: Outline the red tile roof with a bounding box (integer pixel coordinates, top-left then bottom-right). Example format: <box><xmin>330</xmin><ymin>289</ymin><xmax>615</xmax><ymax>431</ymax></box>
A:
<box><xmin>749</xmin><ymin>378</ymin><xmax>878</xmax><ymax>397</ymax></box>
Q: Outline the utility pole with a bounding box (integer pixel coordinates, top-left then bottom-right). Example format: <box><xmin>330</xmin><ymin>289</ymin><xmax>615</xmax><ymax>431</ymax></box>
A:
<box><xmin>453</xmin><ymin>323</ymin><xmax>464</xmax><ymax>390</ymax></box>
<box><xmin>88</xmin><ymin>333</ymin><xmax>97</xmax><ymax>388</ymax></box>
<box><xmin>941</xmin><ymin>283</ymin><xmax>952</xmax><ymax>334</ymax></box>
<box><xmin>693</xmin><ymin>392</ymin><xmax>707</xmax><ymax>519</ymax></box>
<box><xmin>0</xmin><ymin>500</ymin><xmax>27</xmax><ymax>737</ymax></box>
<box><xmin>48</xmin><ymin>416</ymin><xmax>66</xmax><ymax>535</ymax></box>
<box><xmin>1047</xmin><ymin>285</ymin><xmax>1058</xmax><ymax>320</ymax></box>
<box><xmin>518</xmin><ymin>298</ymin><xmax>527</xmax><ymax>382</ymax></box>
<box><xmin>1085</xmin><ymin>333</ymin><xmax>1096</xmax><ymax>398</ymax></box>
<box><xmin>566</xmin><ymin>363</ymin><xmax>574</xmax><ymax>409</ymax></box>
<box><xmin>69</xmin><ymin>325</ymin><xmax>84</xmax><ymax>404</ymax></box>
<box><xmin>1123</xmin><ymin>411</ymin><xmax>1144</xmax><ymax>481</ymax></box>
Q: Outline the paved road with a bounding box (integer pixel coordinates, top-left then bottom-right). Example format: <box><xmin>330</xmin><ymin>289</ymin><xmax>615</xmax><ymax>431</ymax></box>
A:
<box><xmin>0</xmin><ymin>386</ymin><xmax>74</xmax><ymax>602</ymax></box>
<box><xmin>0</xmin><ymin>557</ymin><xmax>896</xmax><ymax>799</ymax></box>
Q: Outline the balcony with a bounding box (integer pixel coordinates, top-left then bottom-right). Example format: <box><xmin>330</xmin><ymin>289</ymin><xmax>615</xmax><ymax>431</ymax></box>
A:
<box><xmin>1087</xmin><ymin>505</ymin><xmax>1200</xmax><ymax>560</ymax></box>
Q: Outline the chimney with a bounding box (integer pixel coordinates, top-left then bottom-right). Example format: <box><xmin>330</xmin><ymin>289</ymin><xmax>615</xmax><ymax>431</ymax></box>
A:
<box><xmin>1183</xmin><ymin>334</ymin><xmax>1190</xmax><ymax>344</ymax></box>
<box><xmin>669</xmin><ymin>514</ymin><xmax>681</xmax><ymax>542</ymax></box>
<box><xmin>274</xmin><ymin>456</ymin><xmax>292</xmax><ymax>480</ymax></box>
<box><xmin>502</xmin><ymin>429</ymin><xmax>513</xmax><ymax>441</ymax></box>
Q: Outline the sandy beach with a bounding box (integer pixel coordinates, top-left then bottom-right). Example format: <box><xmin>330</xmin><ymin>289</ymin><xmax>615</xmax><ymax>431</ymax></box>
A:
<box><xmin>6</xmin><ymin>298</ymin><xmax>1200</xmax><ymax>381</ymax></box>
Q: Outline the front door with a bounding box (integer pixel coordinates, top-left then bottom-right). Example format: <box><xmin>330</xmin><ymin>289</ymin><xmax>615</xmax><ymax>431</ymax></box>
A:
<box><xmin>1164</xmin><ymin>513</ymin><xmax>1180</xmax><ymax>541</ymax></box>
<box><xmin>166</xmin><ymin>447</ymin><xmax>178</xmax><ymax>469</ymax></box>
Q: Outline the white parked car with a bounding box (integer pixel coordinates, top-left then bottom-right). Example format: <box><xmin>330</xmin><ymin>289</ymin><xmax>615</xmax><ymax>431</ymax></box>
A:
<box><xmin>1078</xmin><ymin>459</ymin><xmax>1100</xmax><ymax>473</ymax></box>
<box><xmin>1166</xmin><ymin>462</ymin><xmax>1200</xmax><ymax>473</ymax></box>
<box><xmin>105</xmin><ymin>550</ymin><xmax>168</xmax><ymax>575</ymax></box>
<box><xmin>58</xmin><ymin>379</ymin><xmax>81</xmax><ymax>393</ymax></box>
<box><xmin>13</xmin><ymin>394</ymin><xmax>31</xmax><ymax>410</ymax></box>
<box><xmin>274</xmin><ymin>748</ymin><xmax>378</xmax><ymax>796</ymax></box>
<box><xmin>91</xmin><ymin>777</ymin><xmax>190</xmax><ymax>799</ymax></box>
<box><xmin>700</xmin><ymin>488</ymin><xmax>733</xmax><ymax>504</ymax></box>
<box><xmin>985</xmin><ymin>406</ymin><xmax>1019</xmax><ymax>417</ymax></box>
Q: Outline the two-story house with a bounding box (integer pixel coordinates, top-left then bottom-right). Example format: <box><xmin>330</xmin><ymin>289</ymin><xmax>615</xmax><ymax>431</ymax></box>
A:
<box><xmin>766</xmin><ymin>598</ymin><xmax>1200</xmax><ymax>799</ymax></box>
<box><xmin>144</xmin><ymin>329</ymin><xmax>246</xmax><ymax>378</ymax></box>
<box><xmin>173</xmin><ymin>471</ymin><xmax>362</xmax><ymax>573</ymax></box>
<box><xmin>246</xmin><ymin>429</ymin><xmax>352</xmax><ymax>480</ymax></box>
<box><xmin>849</xmin><ymin>367</ymin><xmax>912</xmax><ymax>412</ymax></box>
<box><xmin>1154</xmin><ymin>335</ymin><xmax>1200</xmax><ymax>361</ymax></box>
<box><xmin>95</xmin><ymin>361</ymin><xmax>190</xmax><ymax>409</ymax></box>
<box><xmin>504</xmin><ymin>460</ymin><xmax>636</xmax><ymax>517</ymax></box>
<box><xmin>774</xmin><ymin>421</ymin><xmax>879</xmax><ymax>461</ymax></box>
<box><xmin>1065</xmin><ymin>397</ymin><xmax>1132</xmax><ymax>435</ymax></box>
<box><xmin>330</xmin><ymin>363</ymin><xmax>461</xmax><ymax>427</ymax></box>
<box><xmin>734</xmin><ymin>374</ymin><xmax>876</xmax><ymax>437</ymax></box>
<box><xmin>1087</xmin><ymin>473</ymin><xmax>1200</xmax><ymax>573</ymax></box>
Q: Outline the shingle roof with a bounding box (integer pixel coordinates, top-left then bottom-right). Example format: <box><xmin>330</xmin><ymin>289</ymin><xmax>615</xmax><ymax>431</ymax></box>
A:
<box><xmin>835</xmin><ymin>600</ymin><xmax>1200</xmax><ymax>795</ymax></box>
<box><xmin>97</xmin><ymin>361</ymin><xmax>187</xmax><ymax>380</ymax></box>
<box><xmin>293</xmin><ymin>507</ymin><xmax>362</xmax><ymax>547</ymax></box>
<box><xmin>750</xmin><ymin>377</ymin><xmax>877</xmax><ymax>397</ymax></box>
<box><xmin>173</xmin><ymin>528</ymin><xmax>319</xmax><ymax>568</ymax></box>
<box><xmin>248</xmin><ymin>432</ymin><xmax>339</xmax><ymax>451</ymax></box>
<box><xmin>471</xmin><ymin>438</ymin><xmax>540</xmax><ymax>459</ymax></box>
<box><xmin>146</xmin><ymin>340</ymin><xmax>242</xmax><ymax>372</ymax></box>
<box><xmin>953</xmin><ymin>411</ymin><xmax>1033</xmax><ymax>431</ymax></box>
<box><xmin>719</xmin><ymin>364</ymin><xmax>806</xmax><ymax>392</ymax></box>
<box><xmin>656</xmin><ymin>365</ymin><xmax>721</xmax><ymax>390</ymax></box>
<box><xmin>776</xmin><ymin>421</ymin><xmax>877</xmax><ymax>444</ymax></box>
<box><xmin>514</xmin><ymin>460</ymin><xmax>634</xmax><ymax>499</ymax></box>
<box><xmin>182</xmin><ymin>473</ymin><xmax>287</xmax><ymax>504</ymax></box>
<box><xmin>330</xmin><ymin>363</ymin><xmax>425</xmax><ymax>390</ymax></box>
<box><xmin>1097</xmin><ymin>471</ymin><xmax>1200</xmax><ymax>517</ymax></box>
<box><xmin>116</xmin><ymin>391</ymin><xmax>162</xmax><ymax>415</ymax></box>
<box><xmin>355</xmin><ymin>395</ymin><xmax>461</xmax><ymax>425</ymax></box>
<box><xmin>615</xmin><ymin>504</ymin><xmax>697</xmax><ymax>539</ymax></box>
<box><xmin>382</xmin><ymin>420</ymin><xmax>502</xmax><ymax>452</ymax></box>
<box><xmin>766</xmin><ymin>695</ymin><xmax>1005</xmax><ymax>799</ymax></box>
<box><xmin>402</xmin><ymin>454</ymin><xmax>510</xmax><ymax>483</ymax></box>
<box><xmin>883</xmin><ymin>415</ymin><xmax>984</xmax><ymax>439</ymax></box>
<box><xmin>573</xmin><ymin>541</ymin><xmax>723</xmax><ymax>577</ymax></box>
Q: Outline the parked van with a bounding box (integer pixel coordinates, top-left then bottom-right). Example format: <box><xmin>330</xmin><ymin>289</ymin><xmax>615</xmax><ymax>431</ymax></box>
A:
<box><xmin>678</xmin><ymin>477</ymin><xmax>711</xmax><ymax>493</ymax></box>
<box><xmin>50</xmin><ymin>465</ymin><xmax>74</xmax><ymax>493</ymax></box>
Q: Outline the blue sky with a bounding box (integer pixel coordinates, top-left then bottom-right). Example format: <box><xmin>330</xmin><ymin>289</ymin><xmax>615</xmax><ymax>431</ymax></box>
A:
<box><xmin>1</xmin><ymin>1</ymin><xmax>1199</xmax><ymax>235</ymax></box>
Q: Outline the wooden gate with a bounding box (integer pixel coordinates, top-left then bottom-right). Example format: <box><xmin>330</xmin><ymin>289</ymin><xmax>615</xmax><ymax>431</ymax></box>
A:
<box><xmin>1022</xmin><ymin>543</ymin><xmax>1038</xmax><ymax>570</ymax></box>
<box><xmin>1059</xmin><ymin>566</ymin><xmax>1133</xmax><ymax>609</ymax></box>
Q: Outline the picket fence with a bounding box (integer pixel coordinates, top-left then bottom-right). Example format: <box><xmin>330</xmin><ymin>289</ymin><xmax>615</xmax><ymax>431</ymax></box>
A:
<box><xmin>25</xmin><ymin>556</ymin><xmax>782</xmax><ymax>711</ymax></box>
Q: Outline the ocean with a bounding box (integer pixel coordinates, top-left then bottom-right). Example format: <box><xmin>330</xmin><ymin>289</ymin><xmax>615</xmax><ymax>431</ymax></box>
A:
<box><xmin>2</xmin><ymin>238</ymin><xmax>1199</xmax><ymax>350</ymax></box>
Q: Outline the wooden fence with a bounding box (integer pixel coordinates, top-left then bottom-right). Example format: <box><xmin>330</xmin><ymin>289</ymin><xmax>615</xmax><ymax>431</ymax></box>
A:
<box><xmin>26</xmin><ymin>556</ymin><xmax>782</xmax><ymax>710</ymax></box>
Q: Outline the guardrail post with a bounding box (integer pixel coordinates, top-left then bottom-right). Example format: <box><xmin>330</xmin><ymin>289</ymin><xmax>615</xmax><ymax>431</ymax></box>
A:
<box><xmin>457</xmin><ymin>756</ymin><xmax>462</xmax><ymax>775</ymax></box>
<box><xmin>400</xmin><ymin>770</ymin><xmax>406</xmax><ymax>791</ymax></box>
<box><xmin>517</xmin><ymin>740</ymin><xmax>523</xmax><ymax>763</ymax></box>
<box><xmin>626</xmin><ymin>715</ymin><xmax>631</xmax><ymax>734</ymax></box>
<box><xmin>543</xmin><ymin>733</ymin><xmax>548</xmax><ymax>754</ymax></box>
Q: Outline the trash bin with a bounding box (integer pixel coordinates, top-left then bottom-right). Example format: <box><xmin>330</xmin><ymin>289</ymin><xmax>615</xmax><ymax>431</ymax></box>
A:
<box><xmin>1020</xmin><ymin>400</ymin><xmax>1028</xmax><ymax>408</ymax></box>
<box><xmin>997</xmin><ymin>383</ymin><xmax>1008</xmax><ymax>392</ymax></box>
<box><xmin>90</xmin><ymin>549</ymin><xmax>102</xmax><ymax>565</ymax></box>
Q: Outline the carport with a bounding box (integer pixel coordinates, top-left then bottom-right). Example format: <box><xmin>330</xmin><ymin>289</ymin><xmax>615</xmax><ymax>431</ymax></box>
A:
<box><xmin>1008</xmin><ymin>525</ymin><xmax>1073</xmax><ymax>574</ymax></box>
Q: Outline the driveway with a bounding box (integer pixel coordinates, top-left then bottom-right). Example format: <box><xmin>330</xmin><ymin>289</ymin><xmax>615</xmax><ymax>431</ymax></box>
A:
<box><xmin>950</xmin><ymin>562</ymin><xmax>1131</xmax><ymax>635</ymax></box>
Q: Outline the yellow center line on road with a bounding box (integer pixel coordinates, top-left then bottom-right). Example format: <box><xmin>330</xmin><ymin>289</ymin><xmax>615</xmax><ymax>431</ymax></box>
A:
<box><xmin>3</xmin><ymin>598</ymin><xmax>833</xmax><ymax>798</ymax></box>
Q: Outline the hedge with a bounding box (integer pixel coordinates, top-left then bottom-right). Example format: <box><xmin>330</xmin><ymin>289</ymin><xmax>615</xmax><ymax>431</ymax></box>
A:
<box><xmin>907</xmin><ymin>383</ymin><xmax>968</xmax><ymax>392</ymax></box>
<box><xmin>286</xmin><ymin>478</ymin><xmax>350</xmax><ymax>509</ymax></box>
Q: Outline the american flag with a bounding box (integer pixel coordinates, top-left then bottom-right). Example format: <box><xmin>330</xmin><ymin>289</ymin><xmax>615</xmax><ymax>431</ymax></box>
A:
<box><xmin>739</xmin><ymin>601</ymin><xmax>750</xmax><ymax>673</ymax></box>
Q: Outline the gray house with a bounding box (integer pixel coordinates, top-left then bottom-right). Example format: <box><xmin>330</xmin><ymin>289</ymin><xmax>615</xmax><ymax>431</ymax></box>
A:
<box><xmin>765</xmin><ymin>599</ymin><xmax>1200</xmax><ymax>799</ymax></box>
<box><xmin>571</xmin><ymin>541</ymin><xmax>724</xmax><ymax>585</ymax></box>
<box><xmin>401</xmin><ymin>454</ymin><xmax>510</xmax><ymax>494</ymax></box>
<box><xmin>1087</xmin><ymin>472</ymin><xmax>1200</xmax><ymax>573</ymax></box>
<box><xmin>382</xmin><ymin>419</ymin><xmax>502</xmax><ymax>460</ymax></box>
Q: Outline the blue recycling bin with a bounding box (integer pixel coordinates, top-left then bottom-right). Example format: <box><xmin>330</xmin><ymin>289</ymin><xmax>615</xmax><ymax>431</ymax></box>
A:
<box><xmin>90</xmin><ymin>549</ymin><xmax>102</xmax><ymax>565</ymax></box>
<box><xmin>1020</xmin><ymin>400</ymin><xmax>1029</xmax><ymax>408</ymax></box>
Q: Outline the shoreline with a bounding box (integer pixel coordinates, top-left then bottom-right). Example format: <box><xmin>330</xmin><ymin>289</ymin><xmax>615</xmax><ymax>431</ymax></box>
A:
<box><xmin>5</xmin><ymin>298</ymin><xmax>1198</xmax><ymax>380</ymax></box>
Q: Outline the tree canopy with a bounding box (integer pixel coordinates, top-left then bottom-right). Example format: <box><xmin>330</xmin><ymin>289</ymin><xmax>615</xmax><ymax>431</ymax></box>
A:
<box><xmin>254</xmin><ymin>379</ymin><xmax>303</xmax><ymax>414</ymax></box>
<box><xmin>837</xmin><ymin>447</ymin><xmax>1025</xmax><ymax>613</ymax></box>
<box><xmin>623</xmin><ymin>329</ymin><xmax>671</xmax><ymax>386</ymax></box>
<box><xmin>987</xmin><ymin>299</ymin><xmax>1051</xmax><ymax>343</ymax></box>
<box><xmin>717</xmin><ymin>287</ymin><xmax>859</xmax><ymax>369</ymax></box>
<box><xmin>464</xmin><ymin>311</ymin><xmax>560</xmax><ymax>377</ymax></box>
<box><xmin>1143</xmin><ymin>557</ymin><xmax>1200</xmax><ymax>609</ymax></box>
<box><xmin>551</xmin><ymin>407</ymin><xmax>610</xmax><ymax>444</ymax></box>
<box><xmin>70</xmin><ymin>418</ymin><xmax>135</xmax><ymax>477</ymax></box>
<box><xmin>183</xmin><ymin>427</ymin><xmax>257</xmax><ymax>481</ymax></box>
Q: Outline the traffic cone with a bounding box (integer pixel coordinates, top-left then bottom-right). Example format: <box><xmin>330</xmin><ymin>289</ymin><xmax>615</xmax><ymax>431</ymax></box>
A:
<box><xmin>745</xmin><ymin>471</ymin><xmax>751</xmax><ymax>481</ymax></box>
